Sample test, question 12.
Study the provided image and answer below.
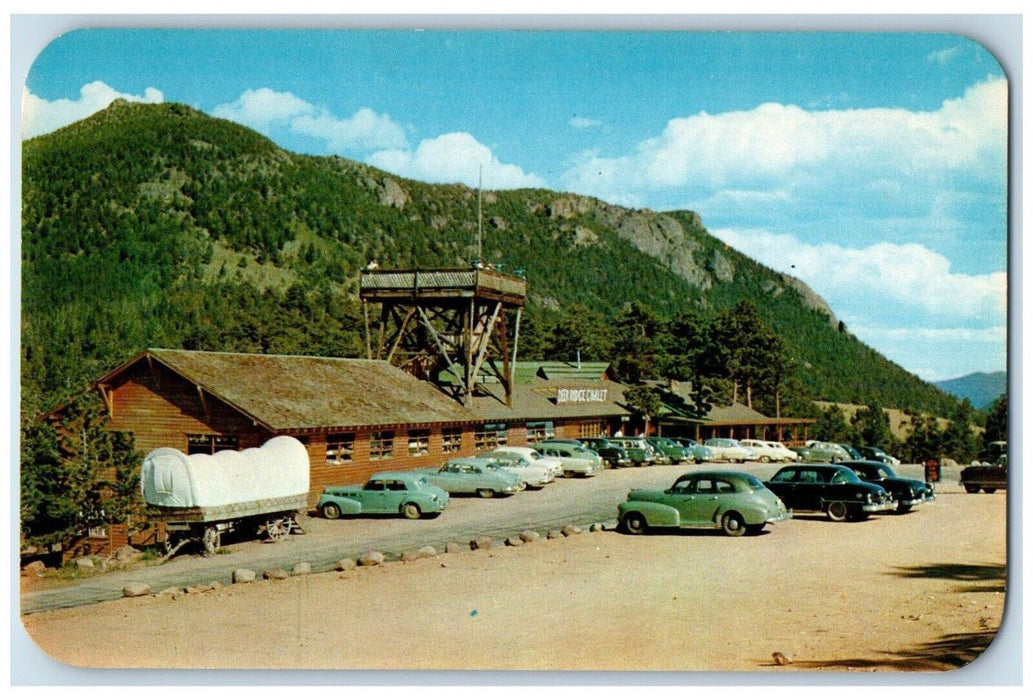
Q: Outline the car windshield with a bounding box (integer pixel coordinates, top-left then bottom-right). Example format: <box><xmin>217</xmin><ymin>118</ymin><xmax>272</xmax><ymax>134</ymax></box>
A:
<box><xmin>876</xmin><ymin>464</ymin><xmax>896</xmax><ymax>478</ymax></box>
<box><xmin>831</xmin><ymin>468</ymin><xmax>862</xmax><ymax>484</ymax></box>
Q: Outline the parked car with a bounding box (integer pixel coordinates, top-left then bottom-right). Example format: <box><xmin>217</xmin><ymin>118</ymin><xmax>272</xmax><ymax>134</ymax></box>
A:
<box><xmin>415</xmin><ymin>457</ymin><xmax>524</xmax><ymax>498</ymax></box>
<box><xmin>740</xmin><ymin>439</ymin><xmax>797</xmax><ymax>463</ymax></box>
<box><xmin>478</xmin><ymin>449</ymin><xmax>557</xmax><ymax>488</ymax></box>
<box><xmin>764</xmin><ymin>464</ymin><xmax>896</xmax><ymax>522</ymax></box>
<box><xmin>646</xmin><ymin>436</ymin><xmax>690</xmax><ymax>464</ymax></box>
<box><xmin>703</xmin><ymin>438</ymin><xmax>755</xmax><ymax>463</ymax></box>
<box><xmin>790</xmin><ymin>441</ymin><xmax>852</xmax><ymax>463</ymax></box>
<box><xmin>318</xmin><ymin>472</ymin><xmax>449</xmax><ymax>520</ymax></box>
<box><xmin>536</xmin><ymin>442</ymin><xmax>602</xmax><ymax>477</ymax></box>
<box><xmin>839</xmin><ymin>460</ymin><xmax>935</xmax><ymax>513</ymax></box>
<box><xmin>609</xmin><ymin>437</ymin><xmax>656</xmax><ymax>466</ymax></box>
<box><xmin>579</xmin><ymin>437</ymin><xmax>632</xmax><ymax>468</ymax></box>
<box><xmin>960</xmin><ymin>455</ymin><xmax>1007</xmax><ymax>494</ymax></box>
<box><xmin>669</xmin><ymin>437</ymin><xmax>716</xmax><ymax>464</ymax></box>
<box><xmin>618</xmin><ymin>470</ymin><xmax>792</xmax><ymax>537</ymax></box>
<box><xmin>856</xmin><ymin>445</ymin><xmax>901</xmax><ymax>466</ymax></box>
<box><xmin>838</xmin><ymin>444</ymin><xmax>864</xmax><ymax>460</ymax></box>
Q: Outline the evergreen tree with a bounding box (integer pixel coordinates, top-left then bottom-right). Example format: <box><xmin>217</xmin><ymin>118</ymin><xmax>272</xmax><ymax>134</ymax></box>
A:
<box><xmin>811</xmin><ymin>405</ymin><xmax>851</xmax><ymax>443</ymax></box>
<box><xmin>851</xmin><ymin>404</ymin><xmax>896</xmax><ymax>451</ymax></box>
<box><xmin>20</xmin><ymin>396</ymin><xmax>140</xmax><ymax>547</ymax></box>
<box><xmin>982</xmin><ymin>395</ymin><xmax>1008</xmax><ymax>446</ymax></box>
<box><xmin>901</xmin><ymin>412</ymin><xmax>943</xmax><ymax>464</ymax></box>
<box><xmin>941</xmin><ymin>399</ymin><xmax>978</xmax><ymax>463</ymax></box>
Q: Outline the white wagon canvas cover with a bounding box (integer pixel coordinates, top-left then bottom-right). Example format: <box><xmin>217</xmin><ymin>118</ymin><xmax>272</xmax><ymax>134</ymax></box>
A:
<box><xmin>141</xmin><ymin>436</ymin><xmax>310</xmax><ymax>522</ymax></box>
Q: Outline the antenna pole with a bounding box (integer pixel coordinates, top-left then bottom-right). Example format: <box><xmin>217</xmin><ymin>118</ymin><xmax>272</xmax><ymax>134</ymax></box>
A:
<box><xmin>477</xmin><ymin>165</ymin><xmax>483</xmax><ymax>261</ymax></box>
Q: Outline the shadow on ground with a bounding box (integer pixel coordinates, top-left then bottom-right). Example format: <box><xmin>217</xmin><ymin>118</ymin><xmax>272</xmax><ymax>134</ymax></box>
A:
<box><xmin>890</xmin><ymin>562</ymin><xmax>1007</xmax><ymax>594</ymax></box>
<box><xmin>785</xmin><ymin>630</ymin><xmax>998</xmax><ymax>672</ymax></box>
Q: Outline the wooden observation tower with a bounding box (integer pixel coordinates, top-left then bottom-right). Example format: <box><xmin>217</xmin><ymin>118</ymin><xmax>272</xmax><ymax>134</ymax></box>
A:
<box><xmin>359</xmin><ymin>268</ymin><xmax>526</xmax><ymax>406</ymax></box>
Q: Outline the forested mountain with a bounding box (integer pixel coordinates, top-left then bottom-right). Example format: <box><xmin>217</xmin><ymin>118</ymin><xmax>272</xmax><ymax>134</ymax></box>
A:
<box><xmin>21</xmin><ymin>100</ymin><xmax>961</xmax><ymax>419</ymax></box>
<box><xmin>934</xmin><ymin>372</ymin><xmax>1007</xmax><ymax>410</ymax></box>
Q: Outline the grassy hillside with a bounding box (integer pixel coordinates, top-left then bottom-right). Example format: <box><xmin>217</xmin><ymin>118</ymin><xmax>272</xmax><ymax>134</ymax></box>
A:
<box><xmin>21</xmin><ymin>100</ymin><xmax>960</xmax><ymax>418</ymax></box>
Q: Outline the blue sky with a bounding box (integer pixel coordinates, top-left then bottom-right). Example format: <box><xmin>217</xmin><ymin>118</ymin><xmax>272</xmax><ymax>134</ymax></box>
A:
<box><xmin>20</xmin><ymin>28</ymin><xmax>1009</xmax><ymax>383</ymax></box>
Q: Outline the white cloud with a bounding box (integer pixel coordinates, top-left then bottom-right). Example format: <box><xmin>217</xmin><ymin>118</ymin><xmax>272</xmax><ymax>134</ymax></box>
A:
<box><xmin>213</xmin><ymin>88</ymin><xmax>407</xmax><ymax>154</ymax></box>
<box><xmin>368</xmin><ymin>132</ymin><xmax>546</xmax><ymax>190</ymax></box>
<box><xmin>560</xmin><ymin>77</ymin><xmax>1007</xmax><ymax>205</ymax></box>
<box><xmin>570</xmin><ymin>116</ymin><xmax>603</xmax><ymax>129</ymax></box>
<box><xmin>713</xmin><ymin>227</ymin><xmax>1007</xmax><ymax>325</ymax></box>
<box><xmin>211</xmin><ymin>88</ymin><xmax>312</xmax><ymax>131</ymax></box>
<box><xmin>22</xmin><ymin>81</ymin><xmax>164</xmax><ymax>139</ymax></box>
<box><xmin>291</xmin><ymin>107</ymin><xmax>407</xmax><ymax>152</ymax></box>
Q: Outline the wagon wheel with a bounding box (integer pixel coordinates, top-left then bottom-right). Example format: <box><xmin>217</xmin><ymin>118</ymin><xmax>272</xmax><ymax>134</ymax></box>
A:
<box><xmin>202</xmin><ymin>526</ymin><xmax>221</xmax><ymax>556</ymax></box>
<box><xmin>266</xmin><ymin>518</ymin><xmax>291</xmax><ymax>542</ymax></box>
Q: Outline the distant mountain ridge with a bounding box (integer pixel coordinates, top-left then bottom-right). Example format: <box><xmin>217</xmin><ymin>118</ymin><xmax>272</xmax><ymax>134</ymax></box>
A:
<box><xmin>20</xmin><ymin>100</ymin><xmax>960</xmax><ymax>418</ymax></box>
<box><xmin>934</xmin><ymin>372</ymin><xmax>1007</xmax><ymax>409</ymax></box>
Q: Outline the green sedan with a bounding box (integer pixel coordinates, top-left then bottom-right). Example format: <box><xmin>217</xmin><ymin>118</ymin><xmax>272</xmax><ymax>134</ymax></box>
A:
<box><xmin>318</xmin><ymin>472</ymin><xmax>449</xmax><ymax>520</ymax></box>
<box><xmin>618</xmin><ymin>470</ymin><xmax>791</xmax><ymax>537</ymax></box>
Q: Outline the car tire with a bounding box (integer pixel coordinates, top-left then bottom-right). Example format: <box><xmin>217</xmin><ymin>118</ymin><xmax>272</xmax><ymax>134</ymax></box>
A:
<box><xmin>401</xmin><ymin>503</ymin><xmax>421</xmax><ymax>520</ymax></box>
<box><xmin>321</xmin><ymin>502</ymin><xmax>341</xmax><ymax>520</ymax></box>
<box><xmin>964</xmin><ymin>484</ymin><xmax>980</xmax><ymax>493</ymax></box>
<box><xmin>983</xmin><ymin>488</ymin><xmax>997</xmax><ymax>494</ymax></box>
<box><xmin>760</xmin><ymin>456</ymin><xmax>770</xmax><ymax>463</ymax></box>
<box><xmin>745</xmin><ymin>524</ymin><xmax>766</xmax><ymax>536</ymax></box>
<box><xmin>476</xmin><ymin>488</ymin><xmax>494</xmax><ymax>499</ymax></box>
<box><xmin>826</xmin><ymin>501</ymin><xmax>849</xmax><ymax>522</ymax></box>
<box><xmin>721</xmin><ymin>512</ymin><xmax>747</xmax><ymax>537</ymax></box>
<box><xmin>621</xmin><ymin>512</ymin><xmax>648</xmax><ymax>535</ymax></box>
<box><xmin>896</xmin><ymin>504</ymin><xmax>912</xmax><ymax>514</ymax></box>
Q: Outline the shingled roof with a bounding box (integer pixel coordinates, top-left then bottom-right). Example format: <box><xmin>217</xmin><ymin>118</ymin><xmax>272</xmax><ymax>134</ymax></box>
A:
<box><xmin>102</xmin><ymin>349</ymin><xmax>479</xmax><ymax>431</ymax></box>
<box><xmin>468</xmin><ymin>379</ymin><xmax>632</xmax><ymax>422</ymax></box>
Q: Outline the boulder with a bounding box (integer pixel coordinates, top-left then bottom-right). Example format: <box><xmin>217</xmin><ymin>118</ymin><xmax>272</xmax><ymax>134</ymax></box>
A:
<box><xmin>122</xmin><ymin>582</ymin><xmax>151</xmax><ymax>598</ymax></box>
<box><xmin>418</xmin><ymin>545</ymin><xmax>437</xmax><ymax>558</ymax></box>
<box><xmin>263</xmin><ymin>568</ymin><xmax>289</xmax><ymax>580</ymax></box>
<box><xmin>74</xmin><ymin>557</ymin><xmax>95</xmax><ymax>571</ymax></box>
<box><xmin>470</xmin><ymin>537</ymin><xmax>493</xmax><ymax>551</ymax></box>
<box><xmin>590</xmin><ymin>523</ymin><xmax>605</xmax><ymax>532</ymax></box>
<box><xmin>561</xmin><ymin>525</ymin><xmax>583</xmax><ymax>537</ymax></box>
<box><xmin>547</xmin><ymin>530</ymin><xmax>564</xmax><ymax>540</ymax></box>
<box><xmin>334</xmin><ymin>559</ymin><xmax>357</xmax><ymax>572</ymax></box>
<box><xmin>505</xmin><ymin>536</ymin><xmax>524</xmax><ymax>547</ymax></box>
<box><xmin>358</xmin><ymin>551</ymin><xmax>384</xmax><ymax>567</ymax></box>
<box><xmin>292</xmin><ymin>562</ymin><xmax>312</xmax><ymax>576</ymax></box>
<box><xmin>22</xmin><ymin>560</ymin><xmax>47</xmax><ymax>577</ymax></box>
<box><xmin>232</xmin><ymin>568</ymin><xmax>256</xmax><ymax>584</ymax></box>
<box><xmin>445</xmin><ymin>542</ymin><xmax>465</xmax><ymax>554</ymax></box>
<box><xmin>519</xmin><ymin>530</ymin><xmax>540</xmax><ymax>543</ymax></box>
<box><xmin>400</xmin><ymin>550</ymin><xmax>421</xmax><ymax>563</ymax></box>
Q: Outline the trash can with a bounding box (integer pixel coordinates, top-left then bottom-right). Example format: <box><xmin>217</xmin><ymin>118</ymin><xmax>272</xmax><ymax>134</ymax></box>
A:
<box><xmin>924</xmin><ymin>457</ymin><xmax>941</xmax><ymax>483</ymax></box>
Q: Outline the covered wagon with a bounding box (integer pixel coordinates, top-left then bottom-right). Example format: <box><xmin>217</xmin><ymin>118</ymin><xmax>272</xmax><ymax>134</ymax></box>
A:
<box><xmin>141</xmin><ymin>435</ymin><xmax>310</xmax><ymax>555</ymax></box>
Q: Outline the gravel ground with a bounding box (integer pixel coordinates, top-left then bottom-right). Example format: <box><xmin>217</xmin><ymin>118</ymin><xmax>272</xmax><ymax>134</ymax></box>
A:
<box><xmin>19</xmin><ymin>463</ymin><xmax>1008</xmax><ymax>673</ymax></box>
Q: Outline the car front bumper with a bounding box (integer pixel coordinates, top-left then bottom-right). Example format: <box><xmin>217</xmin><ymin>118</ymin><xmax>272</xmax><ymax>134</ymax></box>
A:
<box><xmin>861</xmin><ymin>500</ymin><xmax>897</xmax><ymax>513</ymax></box>
<box><xmin>766</xmin><ymin>510</ymin><xmax>793</xmax><ymax>524</ymax></box>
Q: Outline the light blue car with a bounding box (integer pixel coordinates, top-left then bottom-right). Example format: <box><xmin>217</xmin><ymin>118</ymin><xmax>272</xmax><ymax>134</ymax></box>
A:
<box><xmin>416</xmin><ymin>457</ymin><xmax>524</xmax><ymax>498</ymax></box>
<box><xmin>318</xmin><ymin>472</ymin><xmax>449</xmax><ymax>520</ymax></box>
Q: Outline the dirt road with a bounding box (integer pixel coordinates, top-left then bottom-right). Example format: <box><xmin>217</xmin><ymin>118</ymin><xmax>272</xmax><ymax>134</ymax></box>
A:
<box><xmin>20</xmin><ymin>472</ymin><xmax>1007</xmax><ymax>673</ymax></box>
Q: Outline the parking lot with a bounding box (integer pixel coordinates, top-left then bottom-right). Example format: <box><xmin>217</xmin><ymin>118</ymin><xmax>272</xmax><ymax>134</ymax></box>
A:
<box><xmin>20</xmin><ymin>459</ymin><xmax>1009</xmax><ymax>672</ymax></box>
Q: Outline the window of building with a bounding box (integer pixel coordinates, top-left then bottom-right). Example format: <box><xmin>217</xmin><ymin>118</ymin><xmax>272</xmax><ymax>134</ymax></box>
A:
<box><xmin>326</xmin><ymin>433</ymin><xmax>355</xmax><ymax>464</ymax></box>
<box><xmin>408</xmin><ymin>429</ymin><xmax>431</xmax><ymax>457</ymax></box>
<box><xmin>187</xmin><ymin>434</ymin><xmax>239</xmax><ymax>455</ymax></box>
<box><xmin>442</xmin><ymin>427</ymin><xmax>463</xmax><ymax>454</ymax></box>
<box><xmin>579</xmin><ymin>421</ymin><xmax>605</xmax><ymax>438</ymax></box>
<box><xmin>474</xmin><ymin>423</ymin><xmax>508</xmax><ymax>451</ymax></box>
<box><xmin>370</xmin><ymin>431</ymin><xmax>395</xmax><ymax>461</ymax></box>
<box><xmin>527</xmin><ymin>421</ymin><xmax>555</xmax><ymax>441</ymax></box>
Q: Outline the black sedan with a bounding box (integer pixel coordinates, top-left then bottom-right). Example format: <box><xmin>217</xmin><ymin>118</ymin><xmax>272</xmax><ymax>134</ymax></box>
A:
<box><xmin>764</xmin><ymin>463</ymin><xmax>896</xmax><ymax>522</ymax></box>
<box><xmin>838</xmin><ymin>460</ymin><xmax>935</xmax><ymax>513</ymax></box>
